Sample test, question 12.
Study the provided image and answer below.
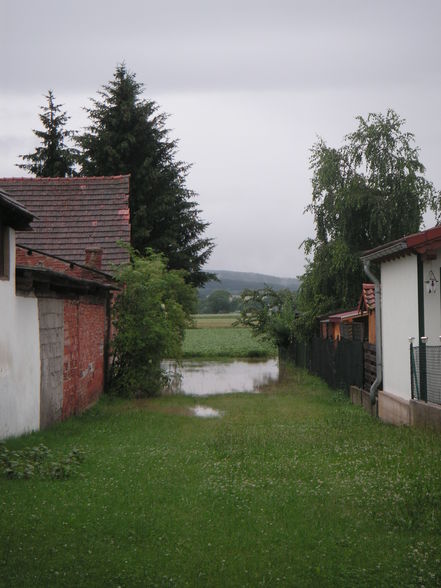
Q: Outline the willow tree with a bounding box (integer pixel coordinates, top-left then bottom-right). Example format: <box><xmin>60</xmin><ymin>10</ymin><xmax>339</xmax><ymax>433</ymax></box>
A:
<box><xmin>296</xmin><ymin>109</ymin><xmax>440</xmax><ymax>338</ymax></box>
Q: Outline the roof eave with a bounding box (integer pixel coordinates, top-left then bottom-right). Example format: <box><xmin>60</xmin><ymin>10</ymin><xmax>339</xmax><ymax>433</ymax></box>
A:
<box><xmin>360</xmin><ymin>241</ymin><xmax>408</xmax><ymax>263</ymax></box>
<box><xmin>0</xmin><ymin>190</ymin><xmax>36</xmax><ymax>230</ymax></box>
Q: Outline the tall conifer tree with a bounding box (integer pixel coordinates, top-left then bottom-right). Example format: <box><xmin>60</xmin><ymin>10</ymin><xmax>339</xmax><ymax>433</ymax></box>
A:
<box><xmin>17</xmin><ymin>90</ymin><xmax>78</xmax><ymax>177</ymax></box>
<box><xmin>77</xmin><ymin>64</ymin><xmax>214</xmax><ymax>287</ymax></box>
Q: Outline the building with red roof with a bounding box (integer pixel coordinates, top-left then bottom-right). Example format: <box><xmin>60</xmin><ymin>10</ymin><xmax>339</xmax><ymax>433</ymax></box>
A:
<box><xmin>0</xmin><ymin>176</ymin><xmax>131</xmax><ymax>272</ymax></box>
<box><xmin>319</xmin><ymin>283</ymin><xmax>376</xmax><ymax>344</ymax></box>
<box><xmin>0</xmin><ymin>178</ymin><xmax>130</xmax><ymax>439</ymax></box>
<box><xmin>361</xmin><ymin>225</ymin><xmax>441</xmax><ymax>428</ymax></box>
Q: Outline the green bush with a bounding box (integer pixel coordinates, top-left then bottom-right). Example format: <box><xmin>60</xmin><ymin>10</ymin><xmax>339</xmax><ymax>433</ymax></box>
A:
<box><xmin>110</xmin><ymin>249</ymin><xmax>196</xmax><ymax>397</ymax></box>
<box><xmin>237</xmin><ymin>287</ymin><xmax>297</xmax><ymax>348</ymax></box>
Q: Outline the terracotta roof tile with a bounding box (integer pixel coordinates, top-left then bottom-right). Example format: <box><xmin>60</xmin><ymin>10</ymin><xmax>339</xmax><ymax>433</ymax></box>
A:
<box><xmin>358</xmin><ymin>283</ymin><xmax>375</xmax><ymax>312</ymax></box>
<box><xmin>0</xmin><ymin>176</ymin><xmax>130</xmax><ymax>272</ymax></box>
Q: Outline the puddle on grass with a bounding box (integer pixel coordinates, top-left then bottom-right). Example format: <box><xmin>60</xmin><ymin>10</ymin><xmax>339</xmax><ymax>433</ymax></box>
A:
<box><xmin>162</xmin><ymin>358</ymin><xmax>279</xmax><ymax>396</ymax></box>
<box><xmin>191</xmin><ymin>405</ymin><xmax>223</xmax><ymax>418</ymax></box>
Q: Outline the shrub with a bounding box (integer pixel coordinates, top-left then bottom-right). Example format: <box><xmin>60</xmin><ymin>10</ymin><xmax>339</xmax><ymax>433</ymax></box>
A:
<box><xmin>0</xmin><ymin>442</ymin><xmax>85</xmax><ymax>480</ymax></box>
<box><xmin>236</xmin><ymin>287</ymin><xmax>297</xmax><ymax>349</ymax></box>
<box><xmin>110</xmin><ymin>248</ymin><xmax>196</xmax><ymax>397</ymax></box>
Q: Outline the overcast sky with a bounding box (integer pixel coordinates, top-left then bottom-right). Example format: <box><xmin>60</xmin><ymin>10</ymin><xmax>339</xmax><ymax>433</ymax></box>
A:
<box><xmin>1</xmin><ymin>0</ymin><xmax>440</xmax><ymax>277</ymax></box>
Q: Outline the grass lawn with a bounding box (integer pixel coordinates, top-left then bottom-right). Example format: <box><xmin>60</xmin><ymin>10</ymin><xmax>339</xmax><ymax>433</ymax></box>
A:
<box><xmin>1</xmin><ymin>367</ymin><xmax>441</xmax><ymax>587</ymax></box>
<box><xmin>183</xmin><ymin>315</ymin><xmax>277</xmax><ymax>359</ymax></box>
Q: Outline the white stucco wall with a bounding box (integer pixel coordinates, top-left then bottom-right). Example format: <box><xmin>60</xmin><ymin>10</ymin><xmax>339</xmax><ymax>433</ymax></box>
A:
<box><xmin>0</xmin><ymin>228</ymin><xmax>40</xmax><ymax>439</ymax></box>
<box><xmin>381</xmin><ymin>254</ymin><xmax>419</xmax><ymax>400</ymax></box>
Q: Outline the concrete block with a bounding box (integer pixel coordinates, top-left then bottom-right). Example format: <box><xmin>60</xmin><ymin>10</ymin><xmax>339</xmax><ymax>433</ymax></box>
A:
<box><xmin>378</xmin><ymin>390</ymin><xmax>410</xmax><ymax>426</ymax></box>
<box><xmin>361</xmin><ymin>389</ymin><xmax>376</xmax><ymax>417</ymax></box>
<box><xmin>410</xmin><ymin>400</ymin><xmax>441</xmax><ymax>432</ymax></box>
<box><xmin>350</xmin><ymin>386</ymin><xmax>362</xmax><ymax>405</ymax></box>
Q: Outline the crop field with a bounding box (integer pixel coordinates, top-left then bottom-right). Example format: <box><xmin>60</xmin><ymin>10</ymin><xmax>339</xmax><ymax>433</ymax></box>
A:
<box><xmin>183</xmin><ymin>325</ymin><xmax>276</xmax><ymax>358</ymax></box>
<box><xmin>192</xmin><ymin>313</ymin><xmax>240</xmax><ymax>329</ymax></box>
<box><xmin>2</xmin><ymin>367</ymin><xmax>441</xmax><ymax>587</ymax></box>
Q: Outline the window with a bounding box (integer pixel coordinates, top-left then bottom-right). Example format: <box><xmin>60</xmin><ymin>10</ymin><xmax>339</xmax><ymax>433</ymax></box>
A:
<box><xmin>0</xmin><ymin>223</ymin><xmax>10</xmax><ymax>279</ymax></box>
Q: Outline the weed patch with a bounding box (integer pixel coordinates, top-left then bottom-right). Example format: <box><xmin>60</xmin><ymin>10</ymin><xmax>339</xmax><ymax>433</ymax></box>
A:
<box><xmin>0</xmin><ymin>442</ymin><xmax>85</xmax><ymax>480</ymax></box>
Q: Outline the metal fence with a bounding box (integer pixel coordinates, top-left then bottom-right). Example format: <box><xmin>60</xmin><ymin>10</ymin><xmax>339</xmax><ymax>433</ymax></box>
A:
<box><xmin>410</xmin><ymin>344</ymin><xmax>441</xmax><ymax>405</ymax></box>
<box><xmin>283</xmin><ymin>337</ymin><xmax>364</xmax><ymax>394</ymax></box>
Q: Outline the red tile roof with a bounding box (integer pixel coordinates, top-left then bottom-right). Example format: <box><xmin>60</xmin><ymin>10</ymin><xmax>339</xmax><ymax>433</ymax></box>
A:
<box><xmin>327</xmin><ymin>309</ymin><xmax>360</xmax><ymax>323</ymax></box>
<box><xmin>361</xmin><ymin>225</ymin><xmax>441</xmax><ymax>263</ymax></box>
<box><xmin>358</xmin><ymin>283</ymin><xmax>375</xmax><ymax>312</ymax></box>
<box><xmin>0</xmin><ymin>176</ymin><xmax>130</xmax><ymax>272</ymax></box>
<box><xmin>320</xmin><ymin>309</ymin><xmax>360</xmax><ymax>323</ymax></box>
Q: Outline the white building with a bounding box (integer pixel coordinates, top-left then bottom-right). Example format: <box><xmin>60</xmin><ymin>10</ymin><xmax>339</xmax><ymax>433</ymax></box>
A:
<box><xmin>362</xmin><ymin>226</ymin><xmax>441</xmax><ymax>427</ymax></box>
<box><xmin>0</xmin><ymin>189</ymin><xmax>40</xmax><ymax>438</ymax></box>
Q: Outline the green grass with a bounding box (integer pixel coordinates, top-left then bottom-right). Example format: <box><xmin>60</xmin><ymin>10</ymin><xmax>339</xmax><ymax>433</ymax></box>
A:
<box><xmin>183</xmin><ymin>326</ymin><xmax>277</xmax><ymax>358</ymax></box>
<box><xmin>1</xmin><ymin>367</ymin><xmax>441</xmax><ymax>587</ymax></box>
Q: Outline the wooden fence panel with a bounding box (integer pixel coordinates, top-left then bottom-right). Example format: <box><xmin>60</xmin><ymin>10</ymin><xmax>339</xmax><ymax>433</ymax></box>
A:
<box><xmin>363</xmin><ymin>342</ymin><xmax>376</xmax><ymax>391</ymax></box>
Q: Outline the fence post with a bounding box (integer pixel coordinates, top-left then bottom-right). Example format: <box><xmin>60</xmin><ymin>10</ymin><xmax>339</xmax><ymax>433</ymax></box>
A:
<box><xmin>420</xmin><ymin>336</ymin><xmax>428</xmax><ymax>402</ymax></box>
<box><xmin>409</xmin><ymin>338</ymin><xmax>418</xmax><ymax>400</ymax></box>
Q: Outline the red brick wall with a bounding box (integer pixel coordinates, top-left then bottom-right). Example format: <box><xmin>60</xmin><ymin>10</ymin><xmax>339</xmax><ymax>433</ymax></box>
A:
<box><xmin>16</xmin><ymin>245</ymin><xmax>111</xmax><ymax>285</ymax></box>
<box><xmin>63</xmin><ymin>299</ymin><xmax>106</xmax><ymax>419</ymax></box>
<box><xmin>16</xmin><ymin>244</ymin><xmax>114</xmax><ymax>420</ymax></box>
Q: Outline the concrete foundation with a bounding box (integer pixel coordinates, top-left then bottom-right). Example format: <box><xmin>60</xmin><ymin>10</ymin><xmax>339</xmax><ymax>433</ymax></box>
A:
<box><xmin>350</xmin><ymin>386</ymin><xmax>362</xmax><ymax>405</ymax></box>
<box><xmin>378</xmin><ymin>390</ymin><xmax>410</xmax><ymax>426</ymax></box>
<box><xmin>350</xmin><ymin>386</ymin><xmax>441</xmax><ymax>430</ymax></box>
<box><xmin>410</xmin><ymin>399</ymin><xmax>441</xmax><ymax>432</ymax></box>
<box><xmin>349</xmin><ymin>386</ymin><xmax>376</xmax><ymax>416</ymax></box>
<box><xmin>361</xmin><ymin>389</ymin><xmax>376</xmax><ymax>417</ymax></box>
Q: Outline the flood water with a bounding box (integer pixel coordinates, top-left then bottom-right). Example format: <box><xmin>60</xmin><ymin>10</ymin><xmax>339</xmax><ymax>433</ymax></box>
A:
<box><xmin>163</xmin><ymin>358</ymin><xmax>279</xmax><ymax>396</ymax></box>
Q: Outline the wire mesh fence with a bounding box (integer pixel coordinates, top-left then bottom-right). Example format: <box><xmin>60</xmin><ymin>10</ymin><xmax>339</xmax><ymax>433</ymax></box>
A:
<box><xmin>410</xmin><ymin>344</ymin><xmax>441</xmax><ymax>405</ymax></box>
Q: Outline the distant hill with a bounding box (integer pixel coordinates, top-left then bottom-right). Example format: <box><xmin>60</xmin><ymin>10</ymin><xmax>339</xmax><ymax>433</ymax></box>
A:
<box><xmin>200</xmin><ymin>270</ymin><xmax>300</xmax><ymax>297</ymax></box>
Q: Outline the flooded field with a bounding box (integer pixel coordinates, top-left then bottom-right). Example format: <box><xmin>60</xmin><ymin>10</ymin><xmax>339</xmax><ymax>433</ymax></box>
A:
<box><xmin>163</xmin><ymin>358</ymin><xmax>279</xmax><ymax>396</ymax></box>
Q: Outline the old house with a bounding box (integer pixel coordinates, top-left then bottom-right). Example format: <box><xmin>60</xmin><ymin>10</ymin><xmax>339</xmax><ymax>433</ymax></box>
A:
<box><xmin>0</xmin><ymin>177</ymin><xmax>131</xmax><ymax>439</ymax></box>
<box><xmin>16</xmin><ymin>245</ymin><xmax>118</xmax><ymax>431</ymax></box>
<box><xmin>0</xmin><ymin>175</ymin><xmax>131</xmax><ymax>272</ymax></box>
<box><xmin>320</xmin><ymin>309</ymin><xmax>362</xmax><ymax>341</ymax></box>
<box><xmin>319</xmin><ymin>284</ymin><xmax>376</xmax><ymax>343</ymax></box>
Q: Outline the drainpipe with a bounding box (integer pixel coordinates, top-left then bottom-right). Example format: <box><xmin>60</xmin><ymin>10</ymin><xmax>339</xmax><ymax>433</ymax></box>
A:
<box><xmin>363</xmin><ymin>260</ymin><xmax>382</xmax><ymax>405</ymax></box>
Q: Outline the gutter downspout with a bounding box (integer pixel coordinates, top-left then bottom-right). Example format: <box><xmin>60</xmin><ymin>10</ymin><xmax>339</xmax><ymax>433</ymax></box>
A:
<box><xmin>363</xmin><ymin>260</ymin><xmax>382</xmax><ymax>405</ymax></box>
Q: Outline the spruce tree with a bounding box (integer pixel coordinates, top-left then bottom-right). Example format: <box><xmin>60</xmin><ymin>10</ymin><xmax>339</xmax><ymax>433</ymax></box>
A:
<box><xmin>77</xmin><ymin>64</ymin><xmax>214</xmax><ymax>287</ymax></box>
<box><xmin>17</xmin><ymin>90</ymin><xmax>78</xmax><ymax>177</ymax></box>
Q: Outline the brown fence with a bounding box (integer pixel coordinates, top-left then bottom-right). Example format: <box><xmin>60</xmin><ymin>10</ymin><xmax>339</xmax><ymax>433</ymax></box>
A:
<box><xmin>363</xmin><ymin>343</ymin><xmax>376</xmax><ymax>391</ymax></box>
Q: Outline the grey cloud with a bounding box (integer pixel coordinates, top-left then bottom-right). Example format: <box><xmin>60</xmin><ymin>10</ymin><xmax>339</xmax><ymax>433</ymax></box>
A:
<box><xmin>2</xmin><ymin>0</ymin><xmax>440</xmax><ymax>95</ymax></box>
<box><xmin>1</xmin><ymin>0</ymin><xmax>440</xmax><ymax>276</ymax></box>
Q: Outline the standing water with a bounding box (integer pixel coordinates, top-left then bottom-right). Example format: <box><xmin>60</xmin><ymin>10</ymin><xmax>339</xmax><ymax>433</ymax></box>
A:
<box><xmin>163</xmin><ymin>358</ymin><xmax>279</xmax><ymax>396</ymax></box>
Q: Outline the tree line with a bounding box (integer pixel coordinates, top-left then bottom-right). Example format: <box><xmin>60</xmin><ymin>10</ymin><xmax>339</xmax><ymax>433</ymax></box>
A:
<box><xmin>238</xmin><ymin>110</ymin><xmax>440</xmax><ymax>345</ymax></box>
